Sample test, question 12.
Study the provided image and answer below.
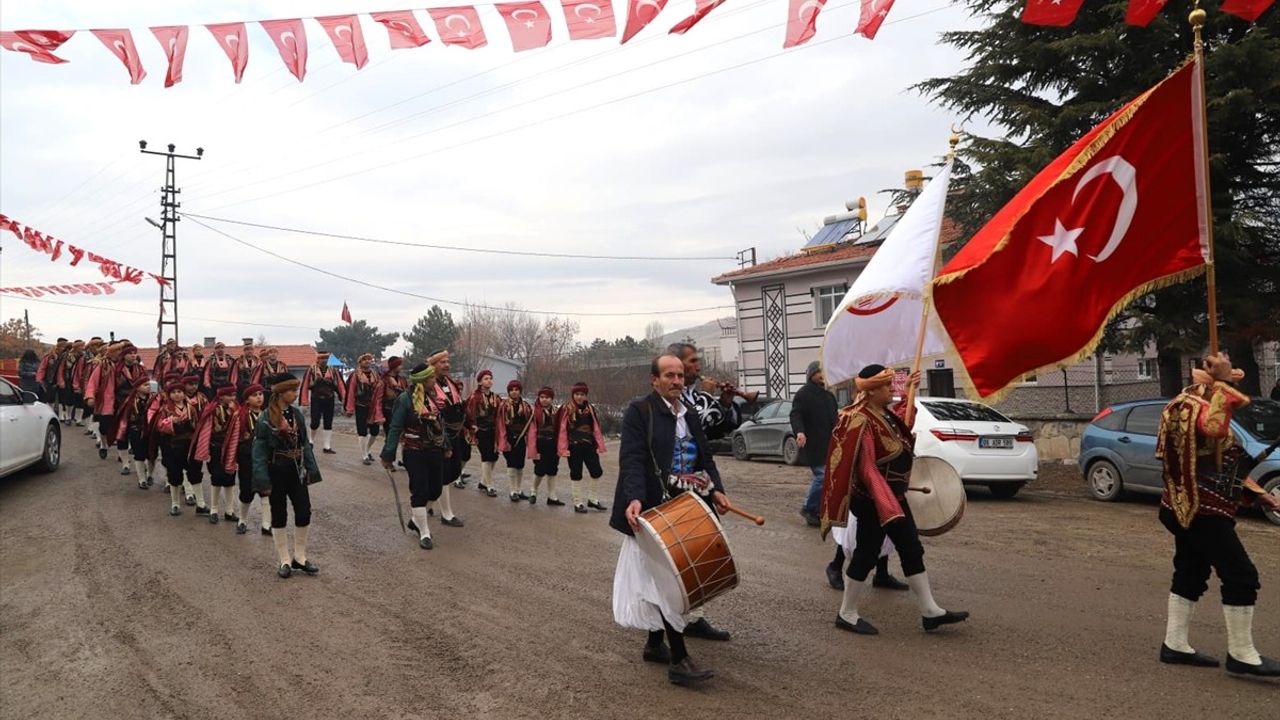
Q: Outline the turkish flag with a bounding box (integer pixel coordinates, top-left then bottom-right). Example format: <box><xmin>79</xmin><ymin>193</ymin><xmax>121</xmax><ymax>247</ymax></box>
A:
<box><xmin>1125</xmin><ymin>0</ymin><xmax>1168</xmax><ymax>26</ymax></box>
<box><xmin>0</xmin><ymin>30</ymin><xmax>74</xmax><ymax>64</ymax></box>
<box><xmin>856</xmin><ymin>0</ymin><xmax>896</xmax><ymax>39</ymax></box>
<box><xmin>670</xmin><ymin>0</ymin><xmax>727</xmax><ymax>35</ymax></box>
<box><xmin>260</xmin><ymin>18</ymin><xmax>308</xmax><ymax>82</ymax></box>
<box><xmin>206</xmin><ymin>22</ymin><xmax>249</xmax><ymax>83</ymax></box>
<box><xmin>1222</xmin><ymin>0</ymin><xmax>1275</xmax><ymax>22</ymax></box>
<box><xmin>621</xmin><ymin>0</ymin><xmax>669</xmax><ymax>43</ymax></box>
<box><xmin>428</xmin><ymin>7</ymin><xmax>489</xmax><ymax>49</ymax></box>
<box><xmin>341</xmin><ymin>302</ymin><xmax>353</xmax><ymax>325</ymax></box>
<box><xmin>931</xmin><ymin>60</ymin><xmax>1207</xmax><ymax>400</ymax></box>
<box><xmin>317</xmin><ymin>15</ymin><xmax>369</xmax><ymax>69</ymax></box>
<box><xmin>150</xmin><ymin>26</ymin><xmax>189</xmax><ymax>88</ymax></box>
<box><xmin>562</xmin><ymin>0</ymin><xmax>617</xmax><ymax>40</ymax></box>
<box><xmin>91</xmin><ymin>29</ymin><xmax>147</xmax><ymax>84</ymax></box>
<box><xmin>496</xmin><ymin>2</ymin><xmax>554</xmax><ymax>51</ymax></box>
<box><xmin>1021</xmin><ymin>0</ymin><xmax>1085</xmax><ymax>26</ymax></box>
<box><xmin>371</xmin><ymin>11</ymin><xmax>433</xmax><ymax>49</ymax></box>
<box><xmin>785</xmin><ymin>0</ymin><xmax>827</xmax><ymax>48</ymax></box>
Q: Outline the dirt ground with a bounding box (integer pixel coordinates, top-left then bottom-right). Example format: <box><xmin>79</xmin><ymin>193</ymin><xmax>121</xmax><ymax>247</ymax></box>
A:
<box><xmin>2</xmin><ymin>426</ymin><xmax>1277</xmax><ymax>720</ymax></box>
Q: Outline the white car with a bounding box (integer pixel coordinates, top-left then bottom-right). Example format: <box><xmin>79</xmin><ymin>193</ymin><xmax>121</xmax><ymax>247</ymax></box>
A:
<box><xmin>0</xmin><ymin>377</ymin><xmax>61</xmax><ymax>479</ymax></box>
<box><xmin>912</xmin><ymin>396</ymin><xmax>1038</xmax><ymax>498</ymax></box>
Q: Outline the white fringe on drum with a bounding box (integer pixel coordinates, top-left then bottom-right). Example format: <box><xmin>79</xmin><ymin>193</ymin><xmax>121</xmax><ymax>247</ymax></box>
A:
<box><xmin>612</xmin><ymin>536</ymin><xmax>687</xmax><ymax>633</ymax></box>
<box><xmin>831</xmin><ymin>511</ymin><xmax>895</xmax><ymax>559</ymax></box>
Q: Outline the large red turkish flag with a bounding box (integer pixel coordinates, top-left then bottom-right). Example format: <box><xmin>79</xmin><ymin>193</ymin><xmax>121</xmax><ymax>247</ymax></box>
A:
<box><xmin>206</xmin><ymin>22</ymin><xmax>249</xmax><ymax>83</ymax></box>
<box><xmin>91</xmin><ymin>29</ymin><xmax>147</xmax><ymax>84</ymax></box>
<box><xmin>1021</xmin><ymin>0</ymin><xmax>1085</xmax><ymax>26</ymax></box>
<box><xmin>261</xmin><ymin>18</ymin><xmax>308</xmax><ymax>82</ymax></box>
<box><xmin>932</xmin><ymin>60</ymin><xmax>1208</xmax><ymax>400</ymax></box>
<box><xmin>1125</xmin><ymin>0</ymin><xmax>1169</xmax><ymax>27</ymax></box>
<box><xmin>496</xmin><ymin>2</ymin><xmax>554</xmax><ymax>51</ymax></box>
<box><xmin>316</xmin><ymin>15</ymin><xmax>369</xmax><ymax>69</ymax></box>
<box><xmin>1222</xmin><ymin>0</ymin><xmax>1275</xmax><ymax>22</ymax></box>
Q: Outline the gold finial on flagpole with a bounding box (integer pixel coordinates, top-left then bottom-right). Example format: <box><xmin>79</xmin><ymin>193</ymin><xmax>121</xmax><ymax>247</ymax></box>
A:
<box><xmin>1189</xmin><ymin>1</ymin><xmax>1207</xmax><ymax>51</ymax></box>
<box><xmin>947</xmin><ymin>124</ymin><xmax>961</xmax><ymax>161</ymax></box>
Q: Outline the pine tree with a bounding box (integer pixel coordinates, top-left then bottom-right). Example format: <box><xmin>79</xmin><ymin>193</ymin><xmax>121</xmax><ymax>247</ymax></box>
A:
<box><xmin>403</xmin><ymin>305</ymin><xmax>459</xmax><ymax>364</ymax></box>
<box><xmin>316</xmin><ymin>321</ymin><xmax>399</xmax><ymax>365</ymax></box>
<box><xmin>917</xmin><ymin>0</ymin><xmax>1280</xmax><ymax>395</ymax></box>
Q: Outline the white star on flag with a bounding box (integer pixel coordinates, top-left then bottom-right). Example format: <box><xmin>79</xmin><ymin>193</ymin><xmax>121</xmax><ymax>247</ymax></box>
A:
<box><xmin>1037</xmin><ymin>219</ymin><xmax>1084</xmax><ymax>263</ymax></box>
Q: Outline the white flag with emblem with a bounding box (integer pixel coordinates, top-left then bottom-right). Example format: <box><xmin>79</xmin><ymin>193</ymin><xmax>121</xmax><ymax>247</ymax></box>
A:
<box><xmin>821</xmin><ymin>160</ymin><xmax>952</xmax><ymax>387</ymax></box>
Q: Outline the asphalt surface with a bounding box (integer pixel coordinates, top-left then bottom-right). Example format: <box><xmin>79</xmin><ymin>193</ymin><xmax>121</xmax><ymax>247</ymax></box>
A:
<box><xmin>2</xmin><ymin>427</ymin><xmax>1277</xmax><ymax>719</ymax></box>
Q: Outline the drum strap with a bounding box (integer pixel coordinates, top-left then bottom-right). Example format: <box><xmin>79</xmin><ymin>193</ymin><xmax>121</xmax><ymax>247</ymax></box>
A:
<box><xmin>640</xmin><ymin>401</ymin><xmax>670</xmax><ymax>502</ymax></box>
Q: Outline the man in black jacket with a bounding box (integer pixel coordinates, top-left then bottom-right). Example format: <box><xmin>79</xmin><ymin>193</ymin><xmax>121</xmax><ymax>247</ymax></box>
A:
<box><xmin>791</xmin><ymin>361</ymin><xmax>837</xmax><ymax>527</ymax></box>
<box><xmin>611</xmin><ymin>354</ymin><xmax>733</xmax><ymax>686</ymax></box>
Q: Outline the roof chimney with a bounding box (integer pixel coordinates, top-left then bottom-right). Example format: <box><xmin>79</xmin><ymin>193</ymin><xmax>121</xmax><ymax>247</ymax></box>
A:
<box><xmin>203</xmin><ymin>336</ymin><xmax>216</xmax><ymax>347</ymax></box>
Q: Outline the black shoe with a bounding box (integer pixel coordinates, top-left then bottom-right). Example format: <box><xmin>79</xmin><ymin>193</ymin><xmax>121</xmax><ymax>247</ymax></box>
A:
<box><xmin>547</xmin><ymin>498</ymin><xmax>565</xmax><ymax>507</ymax></box>
<box><xmin>477</xmin><ymin>482</ymin><xmax>489</xmax><ymax>493</ymax></box>
<box><xmin>461</xmin><ymin>472</ymin><xmax>471</xmax><ymax>480</ymax></box>
<box><xmin>98</xmin><ymin>447</ymin><xmax>109</xmax><ymax>459</ymax></box>
<box><xmin>195</xmin><ymin>506</ymin><xmax>211</xmax><ymax>515</ymax></box>
<box><xmin>873</xmin><ymin>573</ymin><xmax>910</xmax><ymax>591</ymax></box>
<box><xmin>225</xmin><ymin>513</ymin><xmax>237</xmax><ymax>522</ymax></box>
<box><xmin>800</xmin><ymin>509</ymin><xmax>820</xmax><ymax>527</ymax></box>
<box><xmin>826</xmin><ymin>564</ymin><xmax>845</xmax><ymax>591</ymax></box>
<box><xmin>643</xmin><ymin>643</ymin><xmax>671</xmax><ymax>664</ymax></box>
<box><xmin>120</xmin><ymin>466</ymin><xmax>132</xmax><ymax>476</ymax></box>
<box><xmin>261</xmin><ymin>527</ymin><xmax>273</xmax><ymax>536</ymax></box>
<box><xmin>1225</xmin><ymin>654</ymin><xmax>1280</xmax><ymax>677</ymax></box>
<box><xmin>407</xmin><ymin>518</ymin><xmax>418</xmax><ymax>533</ymax></box>
<box><xmin>835</xmin><ymin>614</ymin><xmax>879</xmax><ymax>635</ymax></box>
<box><xmin>441</xmin><ymin>516</ymin><xmax>464</xmax><ymax>527</ymax></box>
<box><xmin>138</xmin><ymin>480</ymin><xmax>149</xmax><ymax>490</ymax></box>
<box><xmin>452</xmin><ymin>479</ymin><xmax>465</xmax><ymax>489</ymax></box>
<box><xmin>684</xmin><ymin>618</ymin><xmax>731</xmax><ymax>642</ymax></box>
<box><xmin>397</xmin><ymin>460</ymin><xmax>405</xmax><ymax>467</ymax></box>
<box><xmin>169</xmin><ymin>505</ymin><xmax>181</xmax><ymax>516</ymax></box>
<box><xmin>418</xmin><ymin>536</ymin><xmax>434</xmax><ymax>550</ymax></box>
<box><xmin>588</xmin><ymin>500</ymin><xmax>608</xmax><ymax>512</ymax></box>
<box><xmin>510</xmin><ymin>493</ymin><xmax>521</xmax><ymax>502</ymax></box>
<box><xmin>1160</xmin><ymin>644</ymin><xmax>1220</xmax><ymax>668</ymax></box>
<box><xmin>291</xmin><ymin>559</ymin><xmax>320</xmax><ymax>575</ymax></box>
<box><xmin>185</xmin><ymin>495</ymin><xmax>196</xmax><ymax>506</ymax></box>
<box><xmin>146</xmin><ymin>476</ymin><xmax>155</xmax><ymax>487</ymax></box>
<box><xmin>322</xmin><ymin>448</ymin><xmax>337</xmax><ymax>455</ymax></box>
<box><xmin>209</xmin><ymin>513</ymin><xmax>220</xmax><ymax>524</ymax></box>
<box><xmin>389</xmin><ymin>466</ymin><xmax>397</xmax><ymax>473</ymax></box>
<box><xmin>668</xmin><ymin>657</ymin><xmax>714</xmax><ymax>686</ymax></box>
<box><xmin>528</xmin><ymin>495</ymin><xmax>537</xmax><ymax>505</ymax></box>
<box><xmin>486</xmin><ymin>488</ymin><xmax>498</xmax><ymax>498</ymax></box>
<box><xmin>427</xmin><ymin>508</ymin><xmax>435</xmax><ymax>516</ymax></box>
<box><xmin>574</xmin><ymin>504</ymin><xmax>588</xmax><ymax>514</ymax></box>
<box><xmin>278</xmin><ymin>563</ymin><xmax>292</xmax><ymax>579</ymax></box>
<box><xmin>922</xmin><ymin>610</ymin><xmax>970</xmax><ymax>632</ymax></box>
<box><xmin>235</xmin><ymin>523</ymin><xmax>247</xmax><ymax>535</ymax></box>
<box><xmin>362</xmin><ymin>457</ymin><xmax>372</xmax><ymax>466</ymax></box>
<box><xmin>519</xmin><ymin>492</ymin><xmax>530</xmax><ymax>500</ymax></box>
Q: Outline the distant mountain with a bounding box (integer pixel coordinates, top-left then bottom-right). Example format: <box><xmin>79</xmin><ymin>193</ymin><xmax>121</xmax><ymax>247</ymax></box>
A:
<box><xmin>658</xmin><ymin>317</ymin><xmax>734</xmax><ymax>353</ymax></box>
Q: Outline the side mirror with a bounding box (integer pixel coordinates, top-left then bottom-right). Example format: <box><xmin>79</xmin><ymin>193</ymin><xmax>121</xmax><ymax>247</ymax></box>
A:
<box><xmin>21</xmin><ymin>390</ymin><xmax>38</xmax><ymax>404</ymax></box>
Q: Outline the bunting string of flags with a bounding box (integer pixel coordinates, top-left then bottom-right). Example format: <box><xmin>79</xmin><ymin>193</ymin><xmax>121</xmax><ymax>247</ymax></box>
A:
<box><xmin>0</xmin><ymin>213</ymin><xmax>169</xmax><ymax>289</ymax></box>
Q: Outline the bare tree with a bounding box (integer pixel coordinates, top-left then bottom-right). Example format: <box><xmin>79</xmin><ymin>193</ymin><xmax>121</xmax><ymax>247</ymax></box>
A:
<box><xmin>644</xmin><ymin>321</ymin><xmax>665</xmax><ymax>346</ymax></box>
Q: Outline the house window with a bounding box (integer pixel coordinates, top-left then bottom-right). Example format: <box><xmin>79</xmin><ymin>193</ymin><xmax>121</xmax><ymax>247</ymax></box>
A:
<box><xmin>812</xmin><ymin>284</ymin><xmax>847</xmax><ymax>326</ymax></box>
<box><xmin>1137</xmin><ymin>358</ymin><xmax>1156</xmax><ymax>380</ymax></box>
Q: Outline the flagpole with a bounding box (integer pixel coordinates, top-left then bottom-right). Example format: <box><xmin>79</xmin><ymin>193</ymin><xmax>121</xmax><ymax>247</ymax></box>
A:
<box><xmin>904</xmin><ymin>127</ymin><xmax>960</xmax><ymax>427</ymax></box>
<box><xmin>1189</xmin><ymin>3</ymin><xmax>1219</xmax><ymax>355</ymax></box>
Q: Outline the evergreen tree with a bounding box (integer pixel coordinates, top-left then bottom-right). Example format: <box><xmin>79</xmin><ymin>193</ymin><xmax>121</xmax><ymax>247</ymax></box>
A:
<box><xmin>316</xmin><ymin>321</ymin><xmax>399</xmax><ymax>365</ymax></box>
<box><xmin>917</xmin><ymin>1</ymin><xmax>1280</xmax><ymax>394</ymax></box>
<box><xmin>403</xmin><ymin>305</ymin><xmax>459</xmax><ymax>363</ymax></box>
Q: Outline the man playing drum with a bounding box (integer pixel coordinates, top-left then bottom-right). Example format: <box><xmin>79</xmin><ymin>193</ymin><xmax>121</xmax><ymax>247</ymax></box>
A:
<box><xmin>820</xmin><ymin>364</ymin><xmax>968</xmax><ymax>636</ymax></box>
<box><xmin>612</xmin><ymin>354</ymin><xmax>732</xmax><ymax>687</ymax></box>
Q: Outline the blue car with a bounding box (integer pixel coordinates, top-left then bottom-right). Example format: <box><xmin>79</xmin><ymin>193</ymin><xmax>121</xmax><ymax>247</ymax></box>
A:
<box><xmin>1079</xmin><ymin>397</ymin><xmax>1280</xmax><ymax>525</ymax></box>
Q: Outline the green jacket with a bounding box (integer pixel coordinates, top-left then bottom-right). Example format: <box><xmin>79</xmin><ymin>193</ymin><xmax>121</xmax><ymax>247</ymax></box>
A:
<box><xmin>251</xmin><ymin>405</ymin><xmax>320</xmax><ymax>493</ymax></box>
<box><xmin>381</xmin><ymin>390</ymin><xmax>446</xmax><ymax>461</ymax></box>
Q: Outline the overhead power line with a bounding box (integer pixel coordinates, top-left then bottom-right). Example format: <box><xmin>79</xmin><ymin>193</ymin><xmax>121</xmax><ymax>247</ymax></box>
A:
<box><xmin>7</xmin><ymin>295</ymin><xmax>319</xmax><ymax>330</ymax></box>
<box><xmin>184</xmin><ymin>215</ymin><xmax>734</xmax><ymax>318</ymax></box>
<box><xmin>181</xmin><ymin>212</ymin><xmax>736</xmax><ymax>261</ymax></box>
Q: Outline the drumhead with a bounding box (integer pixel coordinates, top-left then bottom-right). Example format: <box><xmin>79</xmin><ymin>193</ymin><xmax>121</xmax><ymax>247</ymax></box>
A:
<box><xmin>907</xmin><ymin>456</ymin><xmax>966</xmax><ymax>536</ymax></box>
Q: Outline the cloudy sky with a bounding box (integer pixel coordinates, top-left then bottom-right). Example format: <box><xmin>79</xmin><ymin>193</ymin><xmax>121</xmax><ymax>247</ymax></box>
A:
<box><xmin>1</xmin><ymin>0</ymin><xmax>987</xmax><ymax>353</ymax></box>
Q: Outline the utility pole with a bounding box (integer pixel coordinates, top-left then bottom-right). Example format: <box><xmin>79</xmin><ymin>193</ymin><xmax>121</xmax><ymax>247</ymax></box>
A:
<box><xmin>140</xmin><ymin>141</ymin><xmax>202</xmax><ymax>348</ymax></box>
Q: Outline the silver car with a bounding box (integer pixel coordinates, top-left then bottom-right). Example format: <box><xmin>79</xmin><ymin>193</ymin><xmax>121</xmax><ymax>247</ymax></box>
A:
<box><xmin>731</xmin><ymin>399</ymin><xmax>802</xmax><ymax>466</ymax></box>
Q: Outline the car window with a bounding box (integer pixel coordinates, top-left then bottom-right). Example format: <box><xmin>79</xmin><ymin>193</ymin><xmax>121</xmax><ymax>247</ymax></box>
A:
<box><xmin>0</xmin><ymin>381</ymin><xmax>18</xmax><ymax>405</ymax></box>
<box><xmin>1124</xmin><ymin>404</ymin><xmax>1164</xmax><ymax>436</ymax></box>
<box><xmin>754</xmin><ymin>402</ymin><xmax>780</xmax><ymax>420</ymax></box>
<box><xmin>920</xmin><ymin>400</ymin><xmax>1011</xmax><ymax>423</ymax></box>
<box><xmin>1235</xmin><ymin>399</ymin><xmax>1279</xmax><ymax>442</ymax></box>
<box><xmin>777</xmin><ymin>401</ymin><xmax>793</xmax><ymax>418</ymax></box>
<box><xmin>1094</xmin><ymin>406</ymin><xmax>1129</xmax><ymax>431</ymax></box>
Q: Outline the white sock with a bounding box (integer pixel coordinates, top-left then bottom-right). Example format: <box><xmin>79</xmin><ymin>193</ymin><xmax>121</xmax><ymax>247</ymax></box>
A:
<box><xmin>588</xmin><ymin>477</ymin><xmax>599</xmax><ymax>504</ymax></box>
<box><xmin>239</xmin><ymin>501</ymin><xmax>251</xmax><ymax>525</ymax></box>
<box><xmin>533</xmin><ymin>475</ymin><xmax>543</xmax><ymax>494</ymax></box>
<box><xmin>169</xmin><ymin>485</ymin><xmax>181</xmax><ymax>508</ymax></box>
<box><xmin>546</xmin><ymin>476</ymin><xmax>557</xmax><ymax>501</ymax></box>
<box><xmin>147</xmin><ymin>459</ymin><xmax>156</xmax><ymax>477</ymax></box>
<box><xmin>1224</xmin><ymin>605</ymin><xmax>1262</xmax><ymax>665</ymax></box>
<box><xmin>439</xmin><ymin>484</ymin><xmax>456</xmax><ymax>520</ymax></box>
<box><xmin>294</xmin><ymin>525</ymin><xmax>309</xmax><ymax>564</ymax></box>
<box><xmin>906</xmin><ymin>573</ymin><xmax>946</xmax><ymax>618</ymax></box>
<box><xmin>324</xmin><ymin>429</ymin><xmax>333</xmax><ymax>450</ymax></box>
<box><xmin>359</xmin><ymin>435</ymin><xmax>369</xmax><ymax>458</ymax></box>
<box><xmin>118</xmin><ymin>450</ymin><xmax>127</xmax><ymax>465</ymax></box>
<box><xmin>273</xmin><ymin>530</ymin><xmax>291</xmax><ymax>567</ymax></box>
<box><xmin>1164</xmin><ymin>594</ymin><xmax>1196</xmax><ymax>653</ymax></box>
<box><xmin>515</xmin><ymin>467</ymin><xmax>524</xmax><ymax>493</ymax></box>
<box><xmin>839</xmin><ymin>576</ymin><xmax>872</xmax><ymax>624</ymax></box>
<box><xmin>261</xmin><ymin>496</ymin><xmax>273</xmax><ymax>530</ymax></box>
<box><xmin>481</xmin><ymin>461</ymin><xmax>494</xmax><ymax>487</ymax></box>
<box><xmin>572</xmin><ymin>479</ymin><xmax>584</xmax><ymax>506</ymax></box>
<box><xmin>182</xmin><ymin>478</ymin><xmax>194</xmax><ymax>497</ymax></box>
<box><xmin>507</xmin><ymin>467</ymin><xmax>518</xmax><ymax>494</ymax></box>
<box><xmin>134</xmin><ymin>459</ymin><xmax>148</xmax><ymax>485</ymax></box>
<box><xmin>193</xmin><ymin>485</ymin><xmax>207</xmax><ymax>509</ymax></box>
<box><xmin>411</xmin><ymin>507</ymin><xmax>431</xmax><ymax>540</ymax></box>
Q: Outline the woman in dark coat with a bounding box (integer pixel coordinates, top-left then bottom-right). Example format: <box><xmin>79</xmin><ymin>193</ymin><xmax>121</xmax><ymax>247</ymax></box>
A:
<box><xmin>18</xmin><ymin>350</ymin><xmax>41</xmax><ymax>397</ymax></box>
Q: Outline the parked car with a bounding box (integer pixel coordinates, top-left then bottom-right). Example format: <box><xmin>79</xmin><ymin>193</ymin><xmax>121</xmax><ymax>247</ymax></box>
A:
<box><xmin>731</xmin><ymin>395</ymin><xmax>1039</xmax><ymax>498</ymax></box>
<box><xmin>912</xmin><ymin>397</ymin><xmax>1038</xmax><ymax>498</ymax></box>
<box><xmin>0</xmin><ymin>377</ymin><xmax>61</xmax><ymax>479</ymax></box>
<box><xmin>1079</xmin><ymin>397</ymin><xmax>1280</xmax><ymax>526</ymax></box>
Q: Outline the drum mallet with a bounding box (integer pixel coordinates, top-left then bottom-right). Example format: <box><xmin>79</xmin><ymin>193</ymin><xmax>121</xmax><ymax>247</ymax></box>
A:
<box><xmin>907</xmin><ymin>487</ymin><xmax>933</xmax><ymax>494</ymax></box>
<box><xmin>723</xmin><ymin>505</ymin><xmax>765</xmax><ymax>525</ymax></box>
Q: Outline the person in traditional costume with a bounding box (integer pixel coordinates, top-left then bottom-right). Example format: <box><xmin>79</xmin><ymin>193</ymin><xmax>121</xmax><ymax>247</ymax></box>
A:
<box><xmin>300</xmin><ymin>350</ymin><xmax>344</xmax><ymax>455</ymax></box>
<box><xmin>83</xmin><ymin>341</ymin><xmax>117</xmax><ymax>458</ymax></box>
<box><xmin>344</xmin><ymin>353</ymin><xmax>383</xmax><ymax>465</ymax></box>
<box><xmin>189</xmin><ymin>343</ymin><xmax>208</xmax><ymax>395</ymax></box>
<box><xmin>252</xmin><ymin>374</ymin><xmax>322</xmax><ymax>578</ymax></box>
<box><xmin>203</xmin><ymin>341</ymin><xmax>235</xmax><ymax>398</ymax></box>
<box><xmin>179</xmin><ymin>373</ymin><xmax>209</xmax><ymax>507</ymax></box>
<box><xmin>466</xmin><ymin>369</ymin><xmax>502</xmax><ymax>497</ymax></box>
<box><xmin>558</xmin><ymin>382</ymin><xmax>608</xmax><ymax>514</ymax></box>
<box><xmin>71</xmin><ymin>337</ymin><xmax>104</xmax><ymax>429</ymax></box>
<box><xmin>426</xmin><ymin>351</ymin><xmax>466</xmax><ymax>527</ymax></box>
<box><xmin>1155</xmin><ymin>353</ymin><xmax>1280</xmax><ymax>676</ymax></box>
<box><xmin>194</xmin><ymin>386</ymin><xmax>241</xmax><ymax>524</ymax></box>
<box><xmin>156</xmin><ymin>380</ymin><xmax>208</xmax><ymax>516</ymax></box>
<box><xmin>108</xmin><ymin>343</ymin><xmax>148</xmax><ymax>475</ymax></box>
<box><xmin>379</xmin><ymin>357</ymin><xmax>407</xmax><ymax>471</ymax></box>
<box><xmin>153</xmin><ymin>338</ymin><xmax>178</xmax><ymax>377</ymax></box>
<box><xmin>55</xmin><ymin>340</ymin><xmax>84</xmax><ymax>425</ymax></box>
<box><xmin>820</xmin><ymin>364</ymin><xmax>968</xmax><ymax>637</ymax></box>
<box><xmin>228</xmin><ymin>384</ymin><xmax>272</xmax><ymax>536</ymax></box>
<box><xmin>528</xmin><ymin>387</ymin><xmax>565</xmax><ymax>507</ymax></box>
<box><xmin>382</xmin><ymin>363</ymin><xmax>448</xmax><ymax>549</ymax></box>
<box><xmin>115</xmin><ymin>376</ymin><xmax>155</xmax><ymax>489</ymax></box>
<box><xmin>256</xmin><ymin>346</ymin><xmax>287</xmax><ymax>404</ymax></box>
<box><xmin>232</xmin><ymin>339</ymin><xmax>265</xmax><ymax>397</ymax></box>
<box><xmin>497</xmin><ymin>380</ymin><xmax>533</xmax><ymax>502</ymax></box>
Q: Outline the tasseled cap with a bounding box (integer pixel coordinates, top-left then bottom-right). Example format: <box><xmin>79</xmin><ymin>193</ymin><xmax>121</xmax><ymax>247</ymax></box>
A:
<box><xmin>571</xmin><ymin>382</ymin><xmax>589</xmax><ymax>394</ymax></box>
<box><xmin>358</xmin><ymin>352</ymin><xmax>374</xmax><ymax>363</ymax></box>
<box><xmin>216</xmin><ymin>386</ymin><xmax>238</xmax><ymax>399</ymax></box>
<box><xmin>507</xmin><ymin>380</ymin><xmax>522</xmax><ymax>392</ymax></box>
<box><xmin>240</xmin><ymin>384</ymin><xmax>264</xmax><ymax>402</ymax></box>
<box><xmin>538</xmin><ymin>386</ymin><xmax>555</xmax><ymax>398</ymax></box>
<box><xmin>386</xmin><ymin>356</ymin><xmax>403</xmax><ymax>371</ymax></box>
<box><xmin>476</xmin><ymin>369</ymin><xmax>493</xmax><ymax>382</ymax></box>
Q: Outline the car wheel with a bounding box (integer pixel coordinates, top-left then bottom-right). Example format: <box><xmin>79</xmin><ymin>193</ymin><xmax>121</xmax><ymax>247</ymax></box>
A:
<box><xmin>1263</xmin><ymin>476</ymin><xmax>1280</xmax><ymax>527</ymax></box>
<box><xmin>38</xmin><ymin>421</ymin><xmax>61</xmax><ymax>473</ymax></box>
<box><xmin>988</xmin><ymin>482</ymin><xmax>1024</xmax><ymax>499</ymax></box>
<box><xmin>732</xmin><ymin>434</ymin><xmax>750</xmax><ymax>461</ymax></box>
<box><xmin>782</xmin><ymin>436</ymin><xmax>800</xmax><ymax>466</ymax></box>
<box><xmin>1087</xmin><ymin>459</ymin><xmax>1123</xmax><ymax>501</ymax></box>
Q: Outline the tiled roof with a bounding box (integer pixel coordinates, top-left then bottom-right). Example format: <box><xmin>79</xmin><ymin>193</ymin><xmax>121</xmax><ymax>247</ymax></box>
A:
<box><xmin>135</xmin><ymin>344</ymin><xmax>318</xmax><ymax>370</ymax></box>
<box><xmin>712</xmin><ymin>217</ymin><xmax>963</xmax><ymax>284</ymax></box>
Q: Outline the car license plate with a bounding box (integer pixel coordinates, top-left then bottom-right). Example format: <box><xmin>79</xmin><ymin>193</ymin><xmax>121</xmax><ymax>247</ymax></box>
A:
<box><xmin>980</xmin><ymin>436</ymin><xmax>1013</xmax><ymax>449</ymax></box>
